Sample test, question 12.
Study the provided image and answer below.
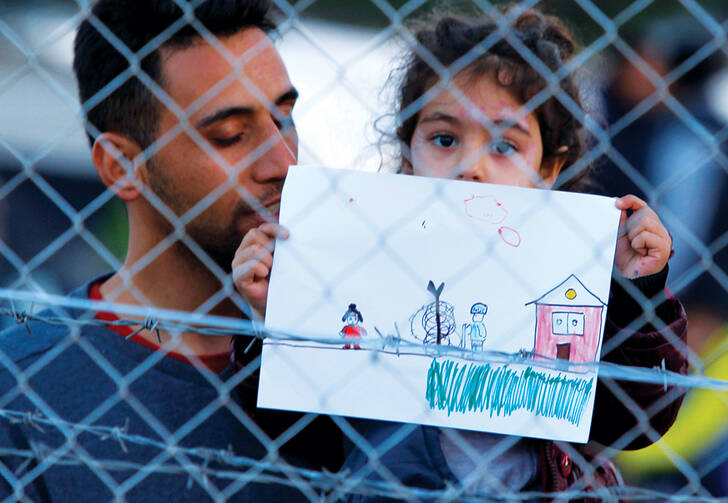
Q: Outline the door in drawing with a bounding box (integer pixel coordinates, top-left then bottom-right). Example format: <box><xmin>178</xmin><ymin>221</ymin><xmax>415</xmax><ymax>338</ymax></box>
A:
<box><xmin>557</xmin><ymin>343</ymin><xmax>571</xmax><ymax>361</ymax></box>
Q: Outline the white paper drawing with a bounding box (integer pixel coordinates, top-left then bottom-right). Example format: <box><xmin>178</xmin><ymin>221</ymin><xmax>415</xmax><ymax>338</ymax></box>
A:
<box><xmin>258</xmin><ymin>166</ymin><xmax>621</xmax><ymax>443</ymax></box>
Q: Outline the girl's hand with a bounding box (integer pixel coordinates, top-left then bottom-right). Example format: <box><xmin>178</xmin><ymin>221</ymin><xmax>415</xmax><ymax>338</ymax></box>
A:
<box><xmin>232</xmin><ymin>223</ymin><xmax>289</xmax><ymax>318</ymax></box>
<box><xmin>614</xmin><ymin>195</ymin><xmax>671</xmax><ymax>278</ymax></box>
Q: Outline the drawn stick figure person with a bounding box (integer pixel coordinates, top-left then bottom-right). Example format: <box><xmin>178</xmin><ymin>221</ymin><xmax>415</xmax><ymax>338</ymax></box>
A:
<box><xmin>461</xmin><ymin>302</ymin><xmax>488</xmax><ymax>351</ymax></box>
<box><xmin>340</xmin><ymin>304</ymin><xmax>366</xmax><ymax>350</ymax></box>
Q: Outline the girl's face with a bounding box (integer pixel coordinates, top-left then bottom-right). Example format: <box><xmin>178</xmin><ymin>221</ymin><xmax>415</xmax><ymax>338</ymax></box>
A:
<box><xmin>408</xmin><ymin>72</ymin><xmax>561</xmax><ymax>188</ymax></box>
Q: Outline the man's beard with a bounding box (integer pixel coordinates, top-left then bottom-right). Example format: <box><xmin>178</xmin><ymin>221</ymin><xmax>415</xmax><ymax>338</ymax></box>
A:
<box><xmin>146</xmin><ymin>161</ymin><xmax>244</xmax><ymax>274</ymax></box>
<box><xmin>145</xmin><ymin>159</ymin><xmax>282</xmax><ymax>274</ymax></box>
<box><xmin>187</xmin><ymin>222</ymin><xmax>242</xmax><ymax>274</ymax></box>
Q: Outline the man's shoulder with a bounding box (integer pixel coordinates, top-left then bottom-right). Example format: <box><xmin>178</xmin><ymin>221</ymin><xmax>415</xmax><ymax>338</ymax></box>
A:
<box><xmin>0</xmin><ymin>308</ymin><xmax>78</xmax><ymax>368</ymax></box>
<box><xmin>0</xmin><ymin>278</ymin><xmax>104</xmax><ymax>369</ymax></box>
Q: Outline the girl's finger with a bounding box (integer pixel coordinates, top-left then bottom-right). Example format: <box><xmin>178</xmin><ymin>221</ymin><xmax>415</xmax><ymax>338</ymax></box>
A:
<box><xmin>615</xmin><ymin>194</ymin><xmax>648</xmax><ymax>211</ymax></box>
<box><xmin>233</xmin><ymin>243</ymin><xmax>273</xmax><ymax>269</ymax></box>
<box><xmin>631</xmin><ymin>230</ymin><xmax>669</xmax><ymax>257</ymax></box>
<box><xmin>235</xmin><ymin>224</ymin><xmax>289</xmax><ymax>258</ymax></box>
<box><xmin>233</xmin><ymin>261</ymin><xmax>270</xmax><ymax>284</ymax></box>
<box><xmin>255</xmin><ymin>223</ymin><xmax>290</xmax><ymax>240</ymax></box>
<box><xmin>625</xmin><ymin>211</ymin><xmax>663</xmax><ymax>240</ymax></box>
<box><xmin>236</xmin><ymin>231</ymin><xmax>276</xmax><ymax>258</ymax></box>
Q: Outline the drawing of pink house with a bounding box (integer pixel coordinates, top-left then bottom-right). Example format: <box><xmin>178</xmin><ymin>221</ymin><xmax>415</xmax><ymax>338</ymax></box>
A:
<box><xmin>526</xmin><ymin>275</ymin><xmax>606</xmax><ymax>363</ymax></box>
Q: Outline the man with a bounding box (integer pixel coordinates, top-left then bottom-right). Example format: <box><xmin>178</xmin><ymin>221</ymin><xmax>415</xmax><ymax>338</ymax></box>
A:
<box><xmin>0</xmin><ymin>1</ymin><xmax>336</xmax><ymax>500</ymax></box>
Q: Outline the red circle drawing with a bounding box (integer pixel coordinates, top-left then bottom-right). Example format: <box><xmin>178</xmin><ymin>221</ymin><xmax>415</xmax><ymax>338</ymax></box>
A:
<box><xmin>498</xmin><ymin>226</ymin><xmax>521</xmax><ymax>247</ymax></box>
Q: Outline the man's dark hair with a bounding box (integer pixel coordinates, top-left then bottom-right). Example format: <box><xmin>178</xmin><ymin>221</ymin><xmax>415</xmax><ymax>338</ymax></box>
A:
<box><xmin>73</xmin><ymin>0</ymin><xmax>275</xmax><ymax>149</ymax></box>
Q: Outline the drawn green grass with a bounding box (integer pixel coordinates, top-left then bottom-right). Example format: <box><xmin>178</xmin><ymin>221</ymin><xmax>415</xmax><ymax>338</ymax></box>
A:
<box><xmin>425</xmin><ymin>359</ymin><xmax>594</xmax><ymax>426</ymax></box>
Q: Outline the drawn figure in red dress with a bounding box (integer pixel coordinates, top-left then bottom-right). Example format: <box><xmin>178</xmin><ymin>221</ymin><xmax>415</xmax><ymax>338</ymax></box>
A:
<box><xmin>340</xmin><ymin>303</ymin><xmax>366</xmax><ymax>349</ymax></box>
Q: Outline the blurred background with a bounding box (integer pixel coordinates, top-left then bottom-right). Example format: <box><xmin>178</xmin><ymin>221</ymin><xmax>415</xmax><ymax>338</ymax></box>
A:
<box><xmin>0</xmin><ymin>0</ymin><xmax>727</xmax><ymax>495</ymax></box>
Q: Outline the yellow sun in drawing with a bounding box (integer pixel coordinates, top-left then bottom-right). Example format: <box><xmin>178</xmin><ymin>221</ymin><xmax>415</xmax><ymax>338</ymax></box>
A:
<box><xmin>565</xmin><ymin>288</ymin><xmax>577</xmax><ymax>300</ymax></box>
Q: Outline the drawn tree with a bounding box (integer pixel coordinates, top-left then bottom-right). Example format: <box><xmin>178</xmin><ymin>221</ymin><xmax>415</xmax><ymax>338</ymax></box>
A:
<box><xmin>420</xmin><ymin>302</ymin><xmax>456</xmax><ymax>344</ymax></box>
<box><xmin>410</xmin><ymin>281</ymin><xmax>457</xmax><ymax>345</ymax></box>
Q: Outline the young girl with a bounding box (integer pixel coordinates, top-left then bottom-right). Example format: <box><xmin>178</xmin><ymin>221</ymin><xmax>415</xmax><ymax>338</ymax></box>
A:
<box><xmin>233</xmin><ymin>6</ymin><xmax>688</xmax><ymax>499</ymax></box>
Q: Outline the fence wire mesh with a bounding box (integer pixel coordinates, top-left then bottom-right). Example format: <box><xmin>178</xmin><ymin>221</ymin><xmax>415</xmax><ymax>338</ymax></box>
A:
<box><xmin>0</xmin><ymin>0</ymin><xmax>727</xmax><ymax>501</ymax></box>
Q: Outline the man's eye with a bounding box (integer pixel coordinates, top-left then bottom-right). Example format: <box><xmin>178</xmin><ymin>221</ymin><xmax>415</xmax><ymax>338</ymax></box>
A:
<box><xmin>212</xmin><ymin>134</ymin><xmax>242</xmax><ymax>147</ymax></box>
<box><xmin>432</xmin><ymin>134</ymin><xmax>457</xmax><ymax>148</ymax></box>
<box><xmin>274</xmin><ymin>116</ymin><xmax>295</xmax><ymax>131</ymax></box>
<box><xmin>490</xmin><ymin>139</ymin><xmax>517</xmax><ymax>155</ymax></box>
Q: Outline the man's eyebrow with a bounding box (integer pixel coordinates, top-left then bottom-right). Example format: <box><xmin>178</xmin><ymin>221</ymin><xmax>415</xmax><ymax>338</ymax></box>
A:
<box><xmin>196</xmin><ymin>106</ymin><xmax>254</xmax><ymax>128</ymax></box>
<box><xmin>195</xmin><ymin>88</ymin><xmax>298</xmax><ymax>128</ymax></box>
<box><xmin>275</xmin><ymin>87</ymin><xmax>299</xmax><ymax>105</ymax></box>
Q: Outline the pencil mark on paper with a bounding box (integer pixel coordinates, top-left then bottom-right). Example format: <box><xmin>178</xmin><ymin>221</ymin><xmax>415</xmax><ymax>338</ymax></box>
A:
<box><xmin>461</xmin><ymin>302</ymin><xmax>488</xmax><ymax>351</ymax></box>
<box><xmin>526</xmin><ymin>275</ymin><xmax>606</xmax><ymax>364</ymax></box>
<box><xmin>498</xmin><ymin>226</ymin><xmax>521</xmax><ymax>247</ymax></box>
<box><xmin>464</xmin><ymin>195</ymin><xmax>508</xmax><ymax>224</ymax></box>
<box><xmin>340</xmin><ymin>303</ymin><xmax>366</xmax><ymax>350</ymax></box>
<box><xmin>410</xmin><ymin>282</ymin><xmax>456</xmax><ymax>346</ymax></box>
<box><xmin>464</xmin><ymin>195</ymin><xmax>522</xmax><ymax>248</ymax></box>
<box><xmin>425</xmin><ymin>358</ymin><xmax>593</xmax><ymax>425</ymax></box>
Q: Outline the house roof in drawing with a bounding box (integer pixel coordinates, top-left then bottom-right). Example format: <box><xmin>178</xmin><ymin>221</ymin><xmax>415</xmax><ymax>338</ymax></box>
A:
<box><xmin>525</xmin><ymin>274</ymin><xmax>606</xmax><ymax>307</ymax></box>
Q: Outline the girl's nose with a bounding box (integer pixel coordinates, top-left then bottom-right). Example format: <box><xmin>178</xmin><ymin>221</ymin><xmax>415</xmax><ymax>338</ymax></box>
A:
<box><xmin>456</xmin><ymin>145</ymin><xmax>490</xmax><ymax>182</ymax></box>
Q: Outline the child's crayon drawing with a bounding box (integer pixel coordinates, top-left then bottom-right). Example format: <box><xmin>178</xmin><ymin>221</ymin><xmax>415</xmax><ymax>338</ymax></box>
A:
<box><xmin>461</xmin><ymin>302</ymin><xmax>488</xmax><ymax>351</ymax></box>
<box><xmin>340</xmin><ymin>303</ymin><xmax>366</xmax><ymax>350</ymax></box>
<box><xmin>464</xmin><ymin>195</ymin><xmax>522</xmax><ymax>247</ymax></box>
<box><xmin>260</xmin><ymin>167</ymin><xmax>621</xmax><ymax>442</ymax></box>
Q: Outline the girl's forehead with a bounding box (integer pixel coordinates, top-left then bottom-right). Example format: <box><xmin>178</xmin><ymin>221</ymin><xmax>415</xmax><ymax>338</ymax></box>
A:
<box><xmin>423</xmin><ymin>80</ymin><xmax>535</xmax><ymax>132</ymax></box>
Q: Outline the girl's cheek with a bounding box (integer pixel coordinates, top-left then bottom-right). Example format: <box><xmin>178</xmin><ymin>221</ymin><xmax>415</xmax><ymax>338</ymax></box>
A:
<box><xmin>523</xmin><ymin>144</ymin><xmax>540</xmax><ymax>168</ymax></box>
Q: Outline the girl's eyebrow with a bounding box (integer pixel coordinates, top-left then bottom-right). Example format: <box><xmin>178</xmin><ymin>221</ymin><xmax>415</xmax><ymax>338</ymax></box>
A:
<box><xmin>492</xmin><ymin>119</ymin><xmax>531</xmax><ymax>136</ymax></box>
<box><xmin>419</xmin><ymin>110</ymin><xmax>531</xmax><ymax>136</ymax></box>
<box><xmin>419</xmin><ymin>111</ymin><xmax>462</xmax><ymax>126</ymax></box>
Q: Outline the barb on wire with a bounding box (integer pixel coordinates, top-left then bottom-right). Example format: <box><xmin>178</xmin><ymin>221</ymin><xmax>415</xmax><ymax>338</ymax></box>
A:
<box><xmin>126</xmin><ymin>316</ymin><xmax>162</xmax><ymax>344</ymax></box>
<box><xmin>0</xmin><ymin>303</ymin><xmax>725</xmax><ymax>392</ymax></box>
<box><xmin>8</xmin><ymin>299</ymin><xmax>33</xmax><ymax>336</ymax></box>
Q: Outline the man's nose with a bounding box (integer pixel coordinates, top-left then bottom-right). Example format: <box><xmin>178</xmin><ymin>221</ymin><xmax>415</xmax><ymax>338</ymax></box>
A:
<box><xmin>251</xmin><ymin>117</ymin><xmax>297</xmax><ymax>183</ymax></box>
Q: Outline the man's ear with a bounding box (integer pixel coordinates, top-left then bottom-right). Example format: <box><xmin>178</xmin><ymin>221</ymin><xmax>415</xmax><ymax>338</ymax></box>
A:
<box><xmin>91</xmin><ymin>133</ymin><xmax>146</xmax><ymax>201</ymax></box>
<box><xmin>540</xmin><ymin>146</ymin><xmax>568</xmax><ymax>188</ymax></box>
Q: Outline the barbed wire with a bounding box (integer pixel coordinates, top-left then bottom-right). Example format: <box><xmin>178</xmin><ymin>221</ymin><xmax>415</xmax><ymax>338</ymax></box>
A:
<box><xmin>0</xmin><ymin>407</ymin><xmax>727</xmax><ymax>503</ymax></box>
<box><xmin>1</xmin><ymin>0</ymin><xmax>727</xmax><ymax>500</ymax></box>
<box><xmin>0</xmin><ymin>296</ymin><xmax>722</xmax><ymax>393</ymax></box>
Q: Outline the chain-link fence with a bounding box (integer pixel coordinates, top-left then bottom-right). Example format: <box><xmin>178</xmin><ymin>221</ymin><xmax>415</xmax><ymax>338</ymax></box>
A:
<box><xmin>0</xmin><ymin>0</ymin><xmax>727</xmax><ymax>501</ymax></box>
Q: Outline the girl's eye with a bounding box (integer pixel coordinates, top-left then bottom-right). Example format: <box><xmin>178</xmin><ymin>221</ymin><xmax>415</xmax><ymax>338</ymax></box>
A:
<box><xmin>490</xmin><ymin>139</ymin><xmax>517</xmax><ymax>156</ymax></box>
<box><xmin>432</xmin><ymin>134</ymin><xmax>457</xmax><ymax>148</ymax></box>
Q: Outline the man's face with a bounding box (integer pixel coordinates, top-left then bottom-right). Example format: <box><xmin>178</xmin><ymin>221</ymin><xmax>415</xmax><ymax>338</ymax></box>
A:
<box><xmin>146</xmin><ymin>27</ymin><xmax>298</xmax><ymax>270</ymax></box>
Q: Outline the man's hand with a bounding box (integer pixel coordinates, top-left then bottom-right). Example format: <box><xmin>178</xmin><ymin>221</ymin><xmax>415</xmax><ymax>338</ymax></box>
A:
<box><xmin>614</xmin><ymin>195</ymin><xmax>672</xmax><ymax>278</ymax></box>
<box><xmin>232</xmin><ymin>223</ymin><xmax>289</xmax><ymax>318</ymax></box>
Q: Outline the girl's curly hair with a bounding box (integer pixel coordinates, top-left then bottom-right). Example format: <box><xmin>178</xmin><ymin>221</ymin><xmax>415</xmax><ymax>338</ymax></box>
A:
<box><xmin>392</xmin><ymin>5</ymin><xmax>595</xmax><ymax>192</ymax></box>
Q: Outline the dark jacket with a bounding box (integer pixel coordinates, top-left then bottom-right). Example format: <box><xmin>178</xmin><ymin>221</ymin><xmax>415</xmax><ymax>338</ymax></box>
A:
<box><xmin>0</xmin><ymin>278</ymin><xmax>317</xmax><ymax>502</ymax></box>
<box><xmin>541</xmin><ymin>268</ymin><xmax>688</xmax><ymax>501</ymax></box>
<box><xmin>233</xmin><ymin>268</ymin><xmax>688</xmax><ymax>502</ymax></box>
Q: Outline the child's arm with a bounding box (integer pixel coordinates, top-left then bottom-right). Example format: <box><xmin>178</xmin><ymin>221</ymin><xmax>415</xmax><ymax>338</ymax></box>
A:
<box><xmin>232</xmin><ymin>223</ymin><xmax>290</xmax><ymax>319</ymax></box>
<box><xmin>589</xmin><ymin>197</ymin><xmax>688</xmax><ymax>449</ymax></box>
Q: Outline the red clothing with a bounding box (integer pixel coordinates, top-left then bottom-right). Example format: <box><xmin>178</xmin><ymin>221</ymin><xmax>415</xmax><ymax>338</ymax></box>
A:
<box><xmin>89</xmin><ymin>282</ymin><xmax>230</xmax><ymax>372</ymax></box>
<box><xmin>340</xmin><ymin>325</ymin><xmax>365</xmax><ymax>338</ymax></box>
